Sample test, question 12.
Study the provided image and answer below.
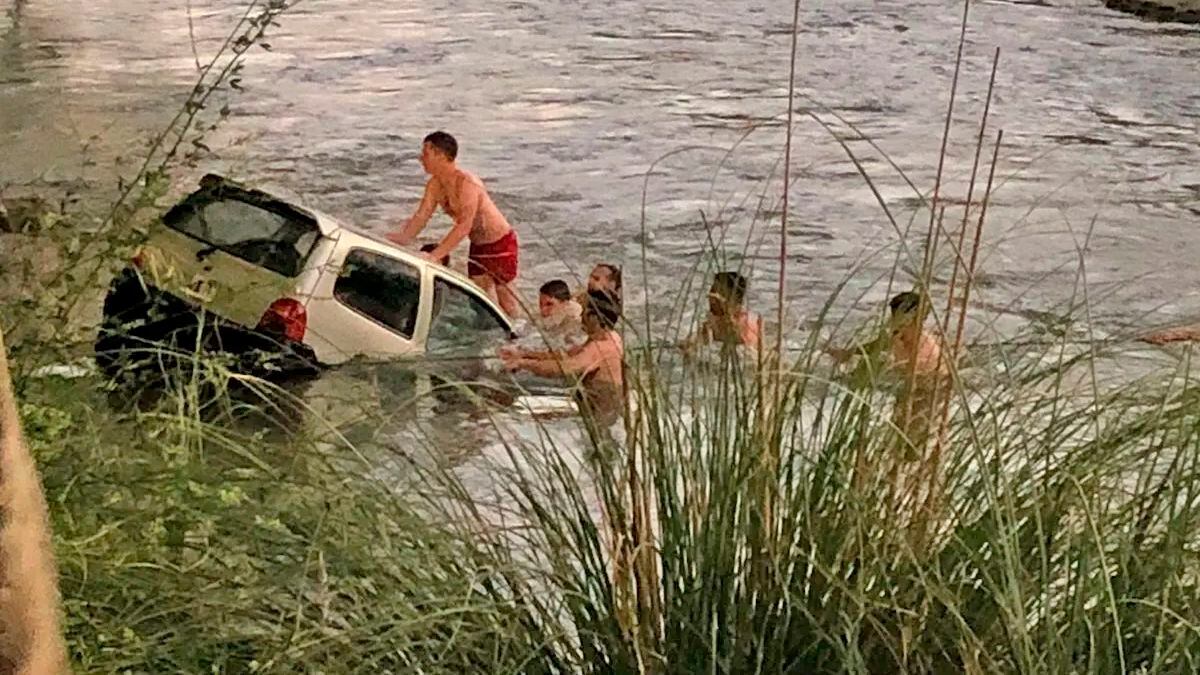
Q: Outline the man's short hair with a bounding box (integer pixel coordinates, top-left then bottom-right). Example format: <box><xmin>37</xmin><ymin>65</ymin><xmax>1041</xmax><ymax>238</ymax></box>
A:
<box><xmin>539</xmin><ymin>279</ymin><xmax>572</xmax><ymax>301</ymax></box>
<box><xmin>711</xmin><ymin>271</ymin><xmax>748</xmax><ymax>305</ymax></box>
<box><xmin>889</xmin><ymin>290</ymin><xmax>923</xmax><ymax>314</ymax></box>
<box><xmin>584</xmin><ymin>289</ymin><xmax>621</xmax><ymax>330</ymax></box>
<box><xmin>423</xmin><ymin>131</ymin><xmax>458</xmax><ymax>160</ymax></box>
<box><xmin>420</xmin><ymin>243</ymin><xmax>450</xmax><ymax>266</ymax></box>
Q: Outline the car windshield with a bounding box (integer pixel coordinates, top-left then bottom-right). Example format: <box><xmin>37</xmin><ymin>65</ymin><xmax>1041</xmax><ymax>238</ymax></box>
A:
<box><xmin>162</xmin><ymin>189</ymin><xmax>321</xmax><ymax>277</ymax></box>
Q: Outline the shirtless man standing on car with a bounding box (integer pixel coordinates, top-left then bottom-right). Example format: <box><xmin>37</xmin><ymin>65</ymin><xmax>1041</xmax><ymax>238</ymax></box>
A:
<box><xmin>387</xmin><ymin>131</ymin><xmax>521</xmax><ymax>317</ymax></box>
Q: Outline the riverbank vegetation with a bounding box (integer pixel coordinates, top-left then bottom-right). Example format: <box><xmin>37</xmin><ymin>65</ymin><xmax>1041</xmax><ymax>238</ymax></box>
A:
<box><xmin>3</xmin><ymin>0</ymin><xmax>1200</xmax><ymax>672</ymax></box>
<box><xmin>8</xmin><ymin>280</ymin><xmax>1200</xmax><ymax>673</ymax></box>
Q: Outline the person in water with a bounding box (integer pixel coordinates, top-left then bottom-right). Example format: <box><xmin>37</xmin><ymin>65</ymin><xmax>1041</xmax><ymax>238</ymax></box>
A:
<box><xmin>825</xmin><ymin>290</ymin><xmax>944</xmax><ymax>377</ymax></box>
<box><xmin>388</xmin><ymin>131</ymin><xmax>520</xmax><ymax>317</ymax></box>
<box><xmin>1140</xmin><ymin>324</ymin><xmax>1200</xmax><ymax>345</ymax></box>
<box><xmin>826</xmin><ymin>290</ymin><xmax>948</xmax><ymax>458</ymax></box>
<box><xmin>500</xmin><ymin>290</ymin><xmax>625</xmax><ymax>428</ymax></box>
<box><xmin>535</xmin><ymin>279</ymin><xmax>585</xmax><ymax>349</ymax></box>
<box><xmin>680</xmin><ymin>271</ymin><xmax>763</xmax><ymax>352</ymax></box>
<box><xmin>578</xmin><ymin>263</ymin><xmax>622</xmax><ymax>305</ymax></box>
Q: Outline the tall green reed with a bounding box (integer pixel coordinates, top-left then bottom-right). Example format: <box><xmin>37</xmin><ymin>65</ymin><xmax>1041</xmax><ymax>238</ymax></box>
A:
<box><xmin>419</xmin><ymin>0</ymin><xmax>1200</xmax><ymax>670</ymax></box>
<box><xmin>6</xmin><ymin>0</ymin><xmax>1199</xmax><ymax>672</ymax></box>
<box><xmin>435</xmin><ymin>297</ymin><xmax>1200</xmax><ymax>673</ymax></box>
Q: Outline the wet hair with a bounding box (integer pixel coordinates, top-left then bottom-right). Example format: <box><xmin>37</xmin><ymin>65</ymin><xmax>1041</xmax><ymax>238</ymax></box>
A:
<box><xmin>420</xmin><ymin>243</ymin><xmax>450</xmax><ymax>266</ymax></box>
<box><xmin>593</xmin><ymin>262</ymin><xmax>623</xmax><ymax>298</ymax></box>
<box><xmin>539</xmin><ymin>279</ymin><xmax>572</xmax><ymax>301</ymax></box>
<box><xmin>889</xmin><ymin>290</ymin><xmax>923</xmax><ymax>315</ymax></box>
<box><xmin>423</xmin><ymin>131</ymin><xmax>458</xmax><ymax>160</ymax></box>
<box><xmin>583</xmin><ymin>289</ymin><xmax>621</xmax><ymax>330</ymax></box>
<box><xmin>711</xmin><ymin>271</ymin><xmax>748</xmax><ymax>305</ymax></box>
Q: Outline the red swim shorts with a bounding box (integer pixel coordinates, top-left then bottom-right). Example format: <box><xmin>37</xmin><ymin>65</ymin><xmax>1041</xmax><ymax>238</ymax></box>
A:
<box><xmin>467</xmin><ymin>230</ymin><xmax>519</xmax><ymax>284</ymax></box>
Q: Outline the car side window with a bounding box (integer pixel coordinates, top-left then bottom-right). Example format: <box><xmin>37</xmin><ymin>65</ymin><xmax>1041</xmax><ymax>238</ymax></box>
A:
<box><xmin>426</xmin><ymin>278</ymin><xmax>511</xmax><ymax>355</ymax></box>
<box><xmin>333</xmin><ymin>250</ymin><xmax>421</xmax><ymax>338</ymax></box>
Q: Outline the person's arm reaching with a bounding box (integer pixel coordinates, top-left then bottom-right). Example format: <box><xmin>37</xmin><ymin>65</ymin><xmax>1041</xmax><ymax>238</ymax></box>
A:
<box><xmin>388</xmin><ymin>179</ymin><xmax>440</xmax><ymax>245</ymax></box>
<box><xmin>824</xmin><ymin>333</ymin><xmax>886</xmax><ymax>364</ymax></box>
<box><xmin>678</xmin><ymin>318</ymin><xmax>712</xmax><ymax>354</ymax></box>
<box><xmin>508</xmin><ymin>342</ymin><xmax>597</xmax><ymax>378</ymax></box>
<box><xmin>499</xmin><ymin>343</ymin><xmax>582</xmax><ymax>366</ymax></box>
<box><xmin>1140</xmin><ymin>325</ymin><xmax>1200</xmax><ymax>345</ymax></box>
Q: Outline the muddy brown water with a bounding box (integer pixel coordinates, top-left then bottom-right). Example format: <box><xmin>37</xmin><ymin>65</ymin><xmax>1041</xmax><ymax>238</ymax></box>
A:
<box><xmin>2</xmin><ymin>0</ymin><xmax>1199</xmax><ymax>461</ymax></box>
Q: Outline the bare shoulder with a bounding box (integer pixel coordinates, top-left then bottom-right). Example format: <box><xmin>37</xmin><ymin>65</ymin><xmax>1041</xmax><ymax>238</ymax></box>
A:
<box><xmin>457</xmin><ymin>168</ymin><xmax>485</xmax><ymax>190</ymax></box>
<box><xmin>606</xmin><ymin>331</ymin><xmax>624</xmax><ymax>354</ymax></box>
<box><xmin>424</xmin><ymin>176</ymin><xmax>446</xmax><ymax>200</ymax></box>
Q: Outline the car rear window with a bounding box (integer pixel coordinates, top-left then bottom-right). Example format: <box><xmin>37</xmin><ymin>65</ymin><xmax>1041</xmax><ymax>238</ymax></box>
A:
<box><xmin>334</xmin><ymin>250</ymin><xmax>422</xmax><ymax>338</ymax></box>
<box><xmin>162</xmin><ymin>191</ymin><xmax>321</xmax><ymax>277</ymax></box>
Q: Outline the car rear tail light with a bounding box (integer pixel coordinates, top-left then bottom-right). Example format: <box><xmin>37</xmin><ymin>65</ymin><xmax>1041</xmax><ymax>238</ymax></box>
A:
<box><xmin>257</xmin><ymin>298</ymin><xmax>307</xmax><ymax>342</ymax></box>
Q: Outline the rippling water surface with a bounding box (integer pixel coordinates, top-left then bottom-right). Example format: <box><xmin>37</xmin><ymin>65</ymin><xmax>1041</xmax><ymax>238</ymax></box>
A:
<box><xmin>3</xmin><ymin>0</ymin><xmax>1199</xmax><ymax>458</ymax></box>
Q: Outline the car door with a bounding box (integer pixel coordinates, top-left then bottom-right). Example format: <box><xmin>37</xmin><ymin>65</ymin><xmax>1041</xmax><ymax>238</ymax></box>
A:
<box><xmin>302</xmin><ymin>247</ymin><xmax>424</xmax><ymax>364</ymax></box>
<box><xmin>422</xmin><ymin>273</ymin><xmax>514</xmax><ymax>362</ymax></box>
<box><xmin>140</xmin><ymin>188</ymin><xmax>323</xmax><ymax>328</ymax></box>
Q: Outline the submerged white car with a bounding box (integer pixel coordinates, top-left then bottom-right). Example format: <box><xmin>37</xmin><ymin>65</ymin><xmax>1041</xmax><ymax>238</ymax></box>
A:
<box><xmin>96</xmin><ymin>174</ymin><xmax>515</xmax><ymax>379</ymax></box>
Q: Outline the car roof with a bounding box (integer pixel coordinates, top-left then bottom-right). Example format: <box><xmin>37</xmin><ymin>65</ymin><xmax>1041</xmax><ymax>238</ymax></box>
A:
<box><xmin>196</xmin><ymin>173</ymin><xmax>516</xmax><ymax>333</ymax></box>
<box><xmin>199</xmin><ymin>173</ymin><xmax>346</xmax><ymax>236</ymax></box>
<box><xmin>331</xmin><ymin>227</ymin><xmax>505</xmax><ymax>306</ymax></box>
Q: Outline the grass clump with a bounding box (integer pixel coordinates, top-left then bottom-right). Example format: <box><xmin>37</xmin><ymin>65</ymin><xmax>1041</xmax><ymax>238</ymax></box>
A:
<box><xmin>446</xmin><ymin>322</ymin><xmax>1200</xmax><ymax>674</ymax></box>
<box><xmin>19</xmin><ymin>368</ymin><xmax>538</xmax><ymax>673</ymax></box>
<box><xmin>4</xmin><ymin>0</ymin><xmax>1198</xmax><ymax>672</ymax></box>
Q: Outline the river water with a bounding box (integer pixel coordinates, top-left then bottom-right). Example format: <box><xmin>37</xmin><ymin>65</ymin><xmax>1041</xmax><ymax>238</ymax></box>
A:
<box><xmin>3</xmin><ymin>0</ymin><xmax>1199</xmax><ymax>459</ymax></box>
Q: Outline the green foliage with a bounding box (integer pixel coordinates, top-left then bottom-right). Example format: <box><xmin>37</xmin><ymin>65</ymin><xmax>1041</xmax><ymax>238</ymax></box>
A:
<box><xmin>445</xmin><ymin>338</ymin><xmax>1200</xmax><ymax>674</ymax></box>
<box><xmin>22</xmin><ymin>375</ymin><xmax>535</xmax><ymax>674</ymax></box>
<box><xmin>5</xmin><ymin>1</ymin><xmax>1199</xmax><ymax>672</ymax></box>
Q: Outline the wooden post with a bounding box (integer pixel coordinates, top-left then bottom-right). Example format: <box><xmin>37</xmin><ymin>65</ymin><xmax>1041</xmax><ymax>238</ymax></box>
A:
<box><xmin>0</xmin><ymin>326</ymin><xmax>68</xmax><ymax>674</ymax></box>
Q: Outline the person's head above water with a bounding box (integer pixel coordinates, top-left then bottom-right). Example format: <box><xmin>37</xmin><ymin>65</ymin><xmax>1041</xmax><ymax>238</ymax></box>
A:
<box><xmin>888</xmin><ymin>290</ymin><xmax>927</xmax><ymax>331</ymax></box>
<box><xmin>582</xmin><ymin>289</ymin><xmax>621</xmax><ymax>334</ymax></box>
<box><xmin>587</xmin><ymin>263</ymin><xmax>622</xmax><ymax>296</ymax></box>
<box><xmin>708</xmin><ymin>271</ymin><xmax>748</xmax><ymax>317</ymax></box>
<box><xmin>420</xmin><ymin>131</ymin><xmax>458</xmax><ymax>175</ymax></box>
<box><xmin>538</xmin><ymin>279</ymin><xmax>573</xmax><ymax>318</ymax></box>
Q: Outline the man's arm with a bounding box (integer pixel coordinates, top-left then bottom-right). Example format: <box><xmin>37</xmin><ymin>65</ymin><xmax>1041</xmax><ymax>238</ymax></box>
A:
<box><xmin>744</xmin><ymin>313</ymin><xmax>764</xmax><ymax>349</ymax></box>
<box><xmin>824</xmin><ymin>333</ymin><xmax>886</xmax><ymax>364</ymax></box>
<box><xmin>511</xmin><ymin>343</ymin><xmax>597</xmax><ymax>378</ymax></box>
<box><xmin>1140</xmin><ymin>325</ymin><xmax>1200</xmax><ymax>345</ymax></box>
<box><xmin>425</xmin><ymin>180</ymin><xmax>479</xmax><ymax>261</ymax></box>
<box><xmin>499</xmin><ymin>342</ymin><xmax>582</xmax><ymax>363</ymax></box>
<box><xmin>388</xmin><ymin>179</ymin><xmax>440</xmax><ymax>245</ymax></box>
<box><xmin>679</xmin><ymin>318</ymin><xmax>713</xmax><ymax>353</ymax></box>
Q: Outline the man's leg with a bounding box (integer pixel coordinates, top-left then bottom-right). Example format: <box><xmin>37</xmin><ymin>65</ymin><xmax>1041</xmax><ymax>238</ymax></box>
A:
<box><xmin>470</xmin><ymin>273</ymin><xmax>503</xmax><ymax>311</ymax></box>
<box><xmin>495</xmin><ymin>281</ymin><xmax>520</xmax><ymax>319</ymax></box>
